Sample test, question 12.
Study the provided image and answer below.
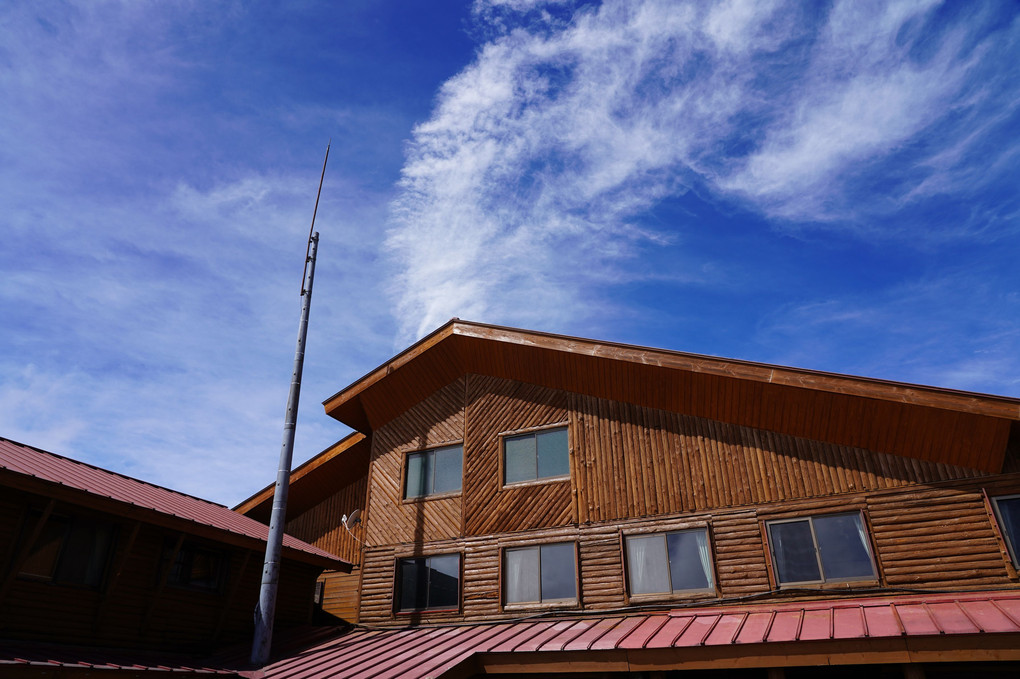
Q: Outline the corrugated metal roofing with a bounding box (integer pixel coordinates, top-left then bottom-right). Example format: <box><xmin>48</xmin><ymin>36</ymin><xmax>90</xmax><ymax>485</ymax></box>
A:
<box><xmin>0</xmin><ymin>640</ymin><xmax>240</xmax><ymax>675</ymax></box>
<box><xmin>255</xmin><ymin>590</ymin><xmax>1020</xmax><ymax>678</ymax></box>
<box><xmin>0</xmin><ymin>436</ymin><xmax>344</xmax><ymax>566</ymax></box>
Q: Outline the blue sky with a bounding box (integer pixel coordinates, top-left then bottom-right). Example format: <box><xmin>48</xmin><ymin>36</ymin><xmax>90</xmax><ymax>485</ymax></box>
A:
<box><xmin>2</xmin><ymin>0</ymin><xmax>1018</xmax><ymax>506</ymax></box>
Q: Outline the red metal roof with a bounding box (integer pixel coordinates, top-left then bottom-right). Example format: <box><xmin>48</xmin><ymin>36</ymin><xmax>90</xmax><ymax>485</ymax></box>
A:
<box><xmin>0</xmin><ymin>437</ymin><xmax>345</xmax><ymax>567</ymax></box>
<box><xmin>254</xmin><ymin>590</ymin><xmax>1020</xmax><ymax>678</ymax></box>
<box><xmin>0</xmin><ymin>640</ymin><xmax>240</xmax><ymax>675</ymax></box>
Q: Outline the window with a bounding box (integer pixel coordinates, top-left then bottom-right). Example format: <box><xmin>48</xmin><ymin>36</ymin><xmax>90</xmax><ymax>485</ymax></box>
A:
<box><xmin>625</xmin><ymin>529</ymin><xmax>714</xmax><ymax>596</ymax></box>
<box><xmin>504</xmin><ymin>542</ymin><xmax>576</xmax><ymax>605</ymax></box>
<box><xmin>18</xmin><ymin>513</ymin><xmax>115</xmax><ymax>588</ymax></box>
<box><xmin>503</xmin><ymin>426</ymin><xmax>568</xmax><ymax>485</ymax></box>
<box><xmin>766</xmin><ymin>513</ymin><xmax>876</xmax><ymax>586</ymax></box>
<box><xmin>992</xmin><ymin>495</ymin><xmax>1020</xmax><ymax>566</ymax></box>
<box><xmin>165</xmin><ymin>540</ymin><xmax>226</xmax><ymax>591</ymax></box>
<box><xmin>404</xmin><ymin>444</ymin><xmax>463</xmax><ymax>498</ymax></box>
<box><xmin>396</xmin><ymin>554</ymin><xmax>460</xmax><ymax>612</ymax></box>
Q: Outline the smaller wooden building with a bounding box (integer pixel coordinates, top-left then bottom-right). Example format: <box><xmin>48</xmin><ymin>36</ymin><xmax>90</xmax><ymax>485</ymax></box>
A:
<box><xmin>0</xmin><ymin>436</ymin><xmax>349</xmax><ymax>656</ymax></box>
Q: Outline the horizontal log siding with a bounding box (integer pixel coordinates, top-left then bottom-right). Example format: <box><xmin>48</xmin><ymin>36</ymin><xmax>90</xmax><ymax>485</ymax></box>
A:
<box><xmin>358</xmin><ymin>475</ymin><xmax>1020</xmax><ymax>625</ymax></box>
<box><xmin>318</xmin><ymin>568</ymin><xmax>360</xmax><ymax>622</ymax></box>
<box><xmin>365</xmin><ymin>378</ymin><xmax>466</xmax><ymax>546</ymax></box>
<box><xmin>571</xmin><ymin>390</ymin><xmax>988</xmax><ymax>524</ymax></box>
<box><xmin>285</xmin><ymin>472</ymin><xmax>366</xmax><ymax>565</ymax></box>
<box><xmin>464</xmin><ymin>375</ymin><xmax>573</xmax><ymax>535</ymax></box>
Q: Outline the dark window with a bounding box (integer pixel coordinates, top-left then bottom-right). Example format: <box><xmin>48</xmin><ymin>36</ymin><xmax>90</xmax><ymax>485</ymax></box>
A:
<box><xmin>766</xmin><ymin>513</ymin><xmax>876</xmax><ymax>585</ymax></box>
<box><xmin>503</xmin><ymin>427</ymin><xmax>568</xmax><ymax>484</ymax></box>
<box><xmin>165</xmin><ymin>541</ymin><xmax>226</xmax><ymax>591</ymax></box>
<box><xmin>992</xmin><ymin>495</ymin><xmax>1020</xmax><ymax>566</ymax></box>
<box><xmin>625</xmin><ymin>529</ymin><xmax>714</xmax><ymax>596</ymax></box>
<box><xmin>18</xmin><ymin>513</ymin><xmax>115</xmax><ymax>588</ymax></box>
<box><xmin>396</xmin><ymin>554</ymin><xmax>460</xmax><ymax>611</ymax></box>
<box><xmin>404</xmin><ymin>444</ymin><xmax>463</xmax><ymax>498</ymax></box>
<box><xmin>504</xmin><ymin>542</ymin><xmax>576</xmax><ymax>604</ymax></box>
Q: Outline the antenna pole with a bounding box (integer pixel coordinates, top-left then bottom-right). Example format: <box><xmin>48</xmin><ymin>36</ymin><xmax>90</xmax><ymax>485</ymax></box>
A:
<box><xmin>251</xmin><ymin>143</ymin><xmax>329</xmax><ymax>667</ymax></box>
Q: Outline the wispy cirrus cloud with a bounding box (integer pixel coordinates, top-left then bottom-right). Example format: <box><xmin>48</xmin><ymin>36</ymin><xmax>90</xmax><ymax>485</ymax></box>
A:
<box><xmin>387</xmin><ymin>0</ymin><xmax>1020</xmax><ymax>341</ymax></box>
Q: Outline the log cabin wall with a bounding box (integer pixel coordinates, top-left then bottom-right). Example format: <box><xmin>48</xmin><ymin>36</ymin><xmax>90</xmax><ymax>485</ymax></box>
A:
<box><xmin>352</xmin><ymin>373</ymin><xmax>1020</xmax><ymax>625</ymax></box>
<box><xmin>0</xmin><ymin>487</ymin><xmax>319</xmax><ymax>650</ymax></box>
<box><xmin>364</xmin><ymin>377</ymin><xmax>466</xmax><ymax>547</ymax></box>
<box><xmin>285</xmin><ymin>472</ymin><xmax>367</xmax><ymax>567</ymax></box>
<box><xmin>357</xmin><ymin>475</ymin><xmax>1020</xmax><ymax>626</ymax></box>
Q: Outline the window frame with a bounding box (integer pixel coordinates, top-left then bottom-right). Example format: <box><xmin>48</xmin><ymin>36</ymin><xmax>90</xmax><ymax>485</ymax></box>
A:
<box><xmin>499</xmin><ymin>423</ymin><xmax>570</xmax><ymax>488</ymax></box>
<box><xmin>16</xmin><ymin>510</ymin><xmax>117</xmax><ymax>590</ymax></box>
<box><xmin>393</xmin><ymin>552</ymin><xmax>462</xmax><ymax>614</ymax></box>
<box><xmin>765</xmin><ymin>511</ymin><xmax>879</xmax><ymax>587</ymax></box>
<box><xmin>622</xmin><ymin>526</ymin><xmax>716</xmax><ymax>600</ymax></box>
<box><xmin>501</xmin><ymin>541</ymin><xmax>579</xmax><ymax>609</ymax></box>
<box><xmin>401</xmin><ymin>442</ymin><xmax>464</xmax><ymax>501</ymax></box>
<box><xmin>991</xmin><ymin>494</ymin><xmax>1020</xmax><ymax>568</ymax></box>
<box><xmin>163</xmin><ymin>539</ymin><xmax>228</xmax><ymax>593</ymax></box>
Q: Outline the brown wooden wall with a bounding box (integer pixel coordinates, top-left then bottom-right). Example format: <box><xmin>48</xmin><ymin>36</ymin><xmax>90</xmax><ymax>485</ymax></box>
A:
<box><xmin>0</xmin><ymin>487</ymin><xmax>319</xmax><ymax>650</ymax></box>
<box><xmin>285</xmin><ymin>472</ymin><xmax>367</xmax><ymax>566</ymax></box>
<box><xmin>357</xmin><ymin>475</ymin><xmax>1020</xmax><ymax>625</ymax></box>
<box><xmin>356</xmin><ymin>374</ymin><xmax>991</xmax><ymax>551</ymax></box>
<box><xmin>318</xmin><ymin>568</ymin><xmax>361</xmax><ymax>623</ymax></box>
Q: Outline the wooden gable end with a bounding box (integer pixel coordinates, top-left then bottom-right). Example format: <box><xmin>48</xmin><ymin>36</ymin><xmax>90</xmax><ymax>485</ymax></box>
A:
<box><xmin>324</xmin><ymin>322</ymin><xmax>1019</xmax><ymax>474</ymax></box>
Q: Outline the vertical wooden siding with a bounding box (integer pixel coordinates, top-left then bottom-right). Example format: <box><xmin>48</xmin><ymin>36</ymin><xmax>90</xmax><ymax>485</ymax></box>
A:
<box><xmin>364</xmin><ymin>378</ymin><xmax>466</xmax><ymax>546</ymax></box>
<box><xmin>285</xmin><ymin>473</ymin><xmax>367</xmax><ymax>566</ymax></box>
<box><xmin>570</xmin><ymin>390</ymin><xmax>989</xmax><ymax>524</ymax></box>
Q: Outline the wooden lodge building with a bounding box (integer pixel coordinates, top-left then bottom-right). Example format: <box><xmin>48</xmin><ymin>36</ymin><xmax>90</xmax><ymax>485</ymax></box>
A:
<box><xmin>4</xmin><ymin>319</ymin><xmax>1020</xmax><ymax>677</ymax></box>
<box><xmin>237</xmin><ymin>320</ymin><xmax>1020</xmax><ymax>678</ymax></box>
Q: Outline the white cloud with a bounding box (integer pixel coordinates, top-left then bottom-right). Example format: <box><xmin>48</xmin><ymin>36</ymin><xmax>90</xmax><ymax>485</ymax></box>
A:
<box><xmin>386</xmin><ymin>0</ymin><xmax>1020</xmax><ymax>341</ymax></box>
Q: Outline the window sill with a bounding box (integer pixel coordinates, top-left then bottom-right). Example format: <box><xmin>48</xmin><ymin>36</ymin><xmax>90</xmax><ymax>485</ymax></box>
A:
<box><xmin>502</xmin><ymin>600</ymin><xmax>578</xmax><ymax>613</ymax></box>
<box><xmin>775</xmin><ymin>578</ymin><xmax>880</xmax><ymax>590</ymax></box>
<box><xmin>394</xmin><ymin>607</ymin><xmax>460</xmax><ymax>617</ymax></box>
<box><xmin>502</xmin><ymin>475</ymin><xmax>570</xmax><ymax>491</ymax></box>
<box><xmin>626</xmin><ymin>590</ymin><xmax>717</xmax><ymax>606</ymax></box>
<box><xmin>401</xmin><ymin>491</ymin><xmax>462</xmax><ymax>505</ymax></box>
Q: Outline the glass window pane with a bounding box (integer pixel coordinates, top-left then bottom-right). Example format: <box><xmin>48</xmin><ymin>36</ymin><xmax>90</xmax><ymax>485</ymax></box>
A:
<box><xmin>505</xmin><ymin>547</ymin><xmax>540</xmax><ymax>603</ymax></box>
<box><xmin>433</xmin><ymin>445</ymin><xmax>463</xmax><ymax>494</ymax></box>
<box><xmin>536</xmin><ymin>428</ymin><xmax>569</xmax><ymax>478</ymax></box>
<box><xmin>813</xmin><ymin>514</ymin><xmax>874</xmax><ymax>581</ymax></box>
<box><xmin>769</xmin><ymin>520</ymin><xmax>820</xmax><ymax>584</ymax></box>
<box><xmin>626</xmin><ymin>535</ymin><xmax>670</xmax><ymax>595</ymax></box>
<box><xmin>405</xmin><ymin>452</ymin><xmax>428</xmax><ymax>498</ymax></box>
<box><xmin>667</xmin><ymin>530</ymin><xmax>713</xmax><ymax>591</ymax></box>
<box><xmin>540</xmin><ymin>543</ymin><xmax>576</xmax><ymax>601</ymax></box>
<box><xmin>19</xmin><ymin>517</ymin><xmax>68</xmax><ymax>580</ymax></box>
<box><xmin>504</xmin><ymin>436</ymin><xmax>535</xmax><ymax>484</ymax></box>
<box><xmin>398</xmin><ymin>558</ymin><xmax>428</xmax><ymax>611</ymax></box>
<box><xmin>997</xmin><ymin>497</ymin><xmax>1020</xmax><ymax>563</ymax></box>
<box><xmin>427</xmin><ymin>554</ymin><xmax>460</xmax><ymax>609</ymax></box>
<box><xmin>55</xmin><ymin>519</ymin><xmax>114</xmax><ymax>587</ymax></box>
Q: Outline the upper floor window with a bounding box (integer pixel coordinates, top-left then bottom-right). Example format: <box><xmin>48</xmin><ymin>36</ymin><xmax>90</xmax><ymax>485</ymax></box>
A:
<box><xmin>625</xmin><ymin>528</ymin><xmax>714</xmax><ymax>596</ymax></box>
<box><xmin>166</xmin><ymin>540</ymin><xmax>227</xmax><ymax>592</ymax></box>
<box><xmin>991</xmin><ymin>495</ymin><xmax>1020</xmax><ymax>566</ymax></box>
<box><xmin>404</xmin><ymin>444</ymin><xmax>463</xmax><ymax>499</ymax></box>
<box><xmin>766</xmin><ymin>512</ymin><xmax>877</xmax><ymax>586</ymax></box>
<box><xmin>18</xmin><ymin>513</ymin><xmax>115</xmax><ymax>589</ymax></box>
<box><xmin>396</xmin><ymin>553</ymin><xmax>460</xmax><ymax>612</ymax></box>
<box><xmin>504</xmin><ymin>426</ymin><xmax>568</xmax><ymax>485</ymax></box>
<box><xmin>504</xmin><ymin>542</ymin><xmax>576</xmax><ymax>605</ymax></box>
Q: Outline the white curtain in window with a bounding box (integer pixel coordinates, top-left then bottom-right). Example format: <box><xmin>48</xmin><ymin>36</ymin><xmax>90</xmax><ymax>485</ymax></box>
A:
<box><xmin>626</xmin><ymin>535</ymin><xmax>669</xmax><ymax>595</ymax></box>
<box><xmin>854</xmin><ymin>514</ymin><xmax>869</xmax><ymax>553</ymax></box>
<box><xmin>505</xmin><ymin>548</ymin><xmax>539</xmax><ymax>603</ymax></box>
<box><xmin>694</xmin><ymin>529</ymin><xmax>712</xmax><ymax>586</ymax></box>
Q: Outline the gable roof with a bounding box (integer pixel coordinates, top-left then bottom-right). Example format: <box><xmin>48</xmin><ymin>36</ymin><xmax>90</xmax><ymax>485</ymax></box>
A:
<box><xmin>234</xmin><ymin>432</ymin><xmax>369</xmax><ymax>522</ymax></box>
<box><xmin>0</xmin><ymin>436</ymin><xmax>349</xmax><ymax>571</ymax></box>
<box><xmin>252</xmin><ymin>590</ymin><xmax>1020</xmax><ymax>678</ymax></box>
<box><xmin>322</xmin><ymin>320</ymin><xmax>1020</xmax><ymax>473</ymax></box>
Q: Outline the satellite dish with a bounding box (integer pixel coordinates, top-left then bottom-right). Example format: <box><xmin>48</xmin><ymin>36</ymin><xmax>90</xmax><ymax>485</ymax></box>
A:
<box><xmin>343</xmin><ymin>509</ymin><xmax>362</xmax><ymax>529</ymax></box>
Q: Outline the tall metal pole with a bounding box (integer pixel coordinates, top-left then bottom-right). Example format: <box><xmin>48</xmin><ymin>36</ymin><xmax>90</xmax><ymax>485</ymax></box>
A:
<box><xmin>251</xmin><ymin>143</ymin><xmax>329</xmax><ymax>667</ymax></box>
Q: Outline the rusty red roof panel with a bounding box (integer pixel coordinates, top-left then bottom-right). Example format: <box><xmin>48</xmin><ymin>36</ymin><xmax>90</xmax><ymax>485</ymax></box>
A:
<box><xmin>0</xmin><ymin>437</ymin><xmax>345</xmax><ymax>566</ymax></box>
<box><xmin>255</xmin><ymin>590</ymin><xmax>1020</xmax><ymax>679</ymax></box>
